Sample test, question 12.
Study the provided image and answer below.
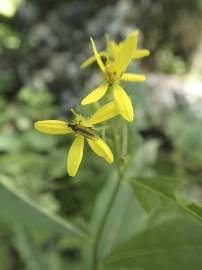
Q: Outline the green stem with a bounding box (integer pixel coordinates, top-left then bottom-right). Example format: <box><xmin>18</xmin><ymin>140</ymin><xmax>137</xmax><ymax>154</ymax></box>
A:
<box><xmin>122</xmin><ymin>122</ymin><xmax>128</xmax><ymax>157</ymax></box>
<box><xmin>91</xmin><ymin>120</ymin><xmax>128</xmax><ymax>269</ymax></box>
<box><xmin>91</xmin><ymin>174</ymin><xmax>122</xmax><ymax>270</ymax></box>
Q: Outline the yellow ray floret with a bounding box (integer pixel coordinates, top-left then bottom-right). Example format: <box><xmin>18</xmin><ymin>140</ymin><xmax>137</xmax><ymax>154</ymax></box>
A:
<box><xmin>120</xmin><ymin>73</ymin><xmax>146</xmax><ymax>82</ymax></box>
<box><xmin>133</xmin><ymin>49</ymin><xmax>150</xmax><ymax>59</ymax></box>
<box><xmin>90</xmin><ymin>37</ymin><xmax>105</xmax><ymax>73</ymax></box>
<box><xmin>34</xmin><ymin>120</ymin><xmax>72</xmax><ymax>134</ymax></box>
<box><xmin>87</xmin><ymin>138</ymin><xmax>113</xmax><ymax>163</ymax></box>
<box><xmin>80</xmin><ymin>51</ymin><xmax>107</xmax><ymax>69</ymax></box>
<box><xmin>81</xmin><ymin>83</ymin><xmax>108</xmax><ymax>105</ymax></box>
<box><xmin>34</xmin><ymin>102</ymin><xmax>119</xmax><ymax>177</ymax></box>
<box><xmin>67</xmin><ymin>135</ymin><xmax>84</xmax><ymax>177</ymax></box>
<box><xmin>89</xmin><ymin>101</ymin><xmax>119</xmax><ymax>125</ymax></box>
<box><xmin>113</xmin><ymin>84</ymin><xmax>134</xmax><ymax>122</ymax></box>
<box><xmin>112</xmin><ymin>33</ymin><xmax>137</xmax><ymax>76</ymax></box>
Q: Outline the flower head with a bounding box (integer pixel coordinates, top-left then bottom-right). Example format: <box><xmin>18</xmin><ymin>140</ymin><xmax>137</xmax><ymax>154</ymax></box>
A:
<box><xmin>81</xmin><ymin>32</ymin><xmax>148</xmax><ymax>122</ymax></box>
<box><xmin>80</xmin><ymin>30</ymin><xmax>150</xmax><ymax>69</ymax></box>
<box><xmin>34</xmin><ymin>102</ymin><xmax>119</xmax><ymax>177</ymax></box>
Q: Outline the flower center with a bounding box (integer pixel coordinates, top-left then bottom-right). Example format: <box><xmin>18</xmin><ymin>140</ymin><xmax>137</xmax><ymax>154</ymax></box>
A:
<box><xmin>105</xmin><ymin>65</ymin><xmax>120</xmax><ymax>84</ymax></box>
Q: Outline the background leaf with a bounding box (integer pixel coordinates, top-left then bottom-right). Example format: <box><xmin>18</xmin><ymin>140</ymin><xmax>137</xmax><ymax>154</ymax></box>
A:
<box><xmin>130</xmin><ymin>176</ymin><xmax>202</xmax><ymax>221</ymax></box>
<box><xmin>15</xmin><ymin>227</ymin><xmax>50</xmax><ymax>270</ymax></box>
<box><xmin>104</xmin><ymin>212</ymin><xmax>202</xmax><ymax>270</ymax></box>
<box><xmin>0</xmin><ymin>177</ymin><xmax>88</xmax><ymax>241</ymax></box>
<box><xmin>83</xmin><ymin>174</ymin><xmax>148</xmax><ymax>269</ymax></box>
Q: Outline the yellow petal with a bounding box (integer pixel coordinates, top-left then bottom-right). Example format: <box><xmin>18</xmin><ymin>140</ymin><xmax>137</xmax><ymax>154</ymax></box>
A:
<box><xmin>106</xmin><ymin>34</ymin><xmax>119</xmax><ymax>59</ymax></box>
<box><xmin>110</xmin><ymin>43</ymin><xmax>119</xmax><ymax>59</ymax></box>
<box><xmin>34</xmin><ymin>120</ymin><xmax>72</xmax><ymax>134</ymax></box>
<box><xmin>108</xmin><ymin>41</ymin><xmax>119</xmax><ymax>59</ymax></box>
<box><xmin>113</xmin><ymin>33</ymin><xmax>138</xmax><ymax>75</ymax></box>
<box><xmin>67</xmin><ymin>135</ymin><xmax>84</xmax><ymax>177</ymax></box>
<box><xmin>81</xmin><ymin>84</ymin><xmax>108</xmax><ymax>106</ymax></box>
<box><xmin>80</xmin><ymin>55</ymin><xmax>96</xmax><ymax>69</ymax></box>
<box><xmin>88</xmin><ymin>101</ymin><xmax>119</xmax><ymax>125</ymax></box>
<box><xmin>80</xmin><ymin>51</ymin><xmax>107</xmax><ymax>69</ymax></box>
<box><xmin>87</xmin><ymin>137</ymin><xmax>113</xmax><ymax>163</ymax></box>
<box><xmin>131</xmin><ymin>29</ymin><xmax>140</xmax><ymax>37</ymax></box>
<box><xmin>133</xmin><ymin>49</ymin><xmax>150</xmax><ymax>59</ymax></box>
<box><xmin>121</xmin><ymin>73</ymin><xmax>146</xmax><ymax>82</ymax></box>
<box><xmin>113</xmin><ymin>84</ymin><xmax>134</xmax><ymax>122</ymax></box>
<box><xmin>90</xmin><ymin>37</ymin><xmax>105</xmax><ymax>73</ymax></box>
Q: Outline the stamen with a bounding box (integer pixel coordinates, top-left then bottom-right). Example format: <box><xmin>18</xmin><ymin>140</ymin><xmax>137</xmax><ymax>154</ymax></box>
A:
<box><xmin>70</xmin><ymin>108</ymin><xmax>77</xmax><ymax>116</ymax></box>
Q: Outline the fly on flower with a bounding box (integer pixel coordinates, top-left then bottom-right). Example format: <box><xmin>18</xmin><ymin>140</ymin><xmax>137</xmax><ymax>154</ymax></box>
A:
<box><xmin>80</xmin><ymin>32</ymin><xmax>149</xmax><ymax>122</ymax></box>
<box><xmin>67</xmin><ymin>123</ymin><xmax>99</xmax><ymax>140</ymax></box>
<box><xmin>34</xmin><ymin>102</ymin><xmax>119</xmax><ymax>177</ymax></box>
<box><xmin>67</xmin><ymin>108</ymin><xmax>99</xmax><ymax>140</ymax></box>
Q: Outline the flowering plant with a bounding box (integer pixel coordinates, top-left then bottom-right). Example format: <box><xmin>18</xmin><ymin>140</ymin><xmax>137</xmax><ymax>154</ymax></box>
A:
<box><xmin>34</xmin><ymin>31</ymin><xmax>151</xmax><ymax>269</ymax></box>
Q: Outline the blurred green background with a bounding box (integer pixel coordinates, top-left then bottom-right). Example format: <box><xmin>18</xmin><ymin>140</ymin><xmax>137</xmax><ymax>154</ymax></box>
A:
<box><xmin>1</xmin><ymin>0</ymin><xmax>202</xmax><ymax>269</ymax></box>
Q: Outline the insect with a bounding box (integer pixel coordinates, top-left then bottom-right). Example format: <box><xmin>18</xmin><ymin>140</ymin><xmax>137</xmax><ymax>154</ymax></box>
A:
<box><xmin>68</xmin><ymin>123</ymin><xmax>99</xmax><ymax>140</ymax></box>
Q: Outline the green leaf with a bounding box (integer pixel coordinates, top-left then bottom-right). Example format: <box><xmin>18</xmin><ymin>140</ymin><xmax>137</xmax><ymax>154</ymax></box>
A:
<box><xmin>83</xmin><ymin>174</ymin><xmax>148</xmax><ymax>268</ymax></box>
<box><xmin>165</xmin><ymin>110</ymin><xmax>202</xmax><ymax>169</ymax></box>
<box><xmin>133</xmin><ymin>184</ymin><xmax>175</xmax><ymax>213</ymax></box>
<box><xmin>0</xmin><ymin>178</ymin><xmax>88</xmax><ymax>241</ymax></box>
<box><xmin>0</xmin><ymin>238</ymin><xmax>10</xmax><ymax>269</ymax></box>
<box><xmin>126</xmin><ymin>139</ymin><xmax>160</xmax><ymax>178</ymax></box>
<box><xmin>130</xmin><ymin>176</ymin><xmax>202</xmax><ymax>222</ymax></box>
<box><xmin>15</xmin><ymin>227</ymin><xmax>50</xmax><ymax>270</ymax></box>
<box><xmin>0</xmin><ymin>132</ymin><xmax>22</xmax><ymax>151</ymax></box>
<box><xmin>104</xmin><ymin>213</ymin><xmax>202</xmax><ymax>269</ymax></box>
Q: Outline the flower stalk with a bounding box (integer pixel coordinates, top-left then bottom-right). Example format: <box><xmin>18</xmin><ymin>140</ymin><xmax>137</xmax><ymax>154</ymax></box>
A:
<box><xmin>91</xmin><ymin>122</ymin><xmax>128</xmax><ymax>270</ymax></box>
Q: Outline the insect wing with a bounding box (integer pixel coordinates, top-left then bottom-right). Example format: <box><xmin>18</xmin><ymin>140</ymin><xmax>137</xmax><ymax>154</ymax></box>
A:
<box><xmin>77</xmin><ymin>126</ymin><xmax>99</xmax><ymax>140</ymax></box>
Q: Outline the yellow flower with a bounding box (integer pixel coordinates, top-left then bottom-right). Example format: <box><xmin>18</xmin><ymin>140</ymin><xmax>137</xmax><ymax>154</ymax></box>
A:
<box><xmin>80</xmin><ymin>30</ymin><xmax>150</xmax><ymax>69</ymax></box>
<box><xmin>81</xmin><ymin>32</ymin><xmax>148</xmax><ymax>122</ymax></box>
<box><xmin>34</xmin><ymin>102</ymin><xmax>119</xmax><ymax>177</ymax></box>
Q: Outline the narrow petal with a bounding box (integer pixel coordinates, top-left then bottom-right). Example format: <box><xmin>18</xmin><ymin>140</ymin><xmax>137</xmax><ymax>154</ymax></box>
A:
<box><xmin>133</xmin><ymin>49</ymin><xmax>150</xmax><ymax>59</ymax></box>
<box><xmin>131</xmin><ymin>29</ymin><xmax>140</xmax><ymax>37</ymax></box>
<box><xmin>113</xmin><ymin>84</ymin><xmax>134</xmax><ymax>122</ymax></box>
<box><xmin>87</xmin><ymin>137</ymin><xmax>113</xmax><ymax>163</ymax></box>
<box><xmin>67</xmin><ymin>135</ymin><xmax>84</xmax><ymax>176</ymax></box>
<box><xmin>80</xmin><ymin>51</ymin><xmax>107</xmax><ymax>69</ymax></box>
<box><xmin>90</xmin><ymin>37</ymin><xmax>105</xmax><ymax>73</ymax></box>
<box><xmin>80</xmin><ymin>55</ymin><xmax>96</xmax><ymax>69</ymax></box>
<box><xmin>81</xmin><ymin>84</ymin><xmax>108</xmax><ymax>106</ymax></box>
<box><xmin>113</xmin><ymin>33</ymin><xmax>138</xmax><ymax>75</ymax></box>
<box><xmin>121</xmin><ymin>73</ymin><xmax>146</xmax><ymax>82</ymax></box>
<box><xmin>88</xmin><ymin>101</ymin><xmax>119</xmax><ymax>125</ymax></box>
<box><xmin>34</xmin><ymin>120</ymin><xmax>72</xmax><ymax>134</ymax></box>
